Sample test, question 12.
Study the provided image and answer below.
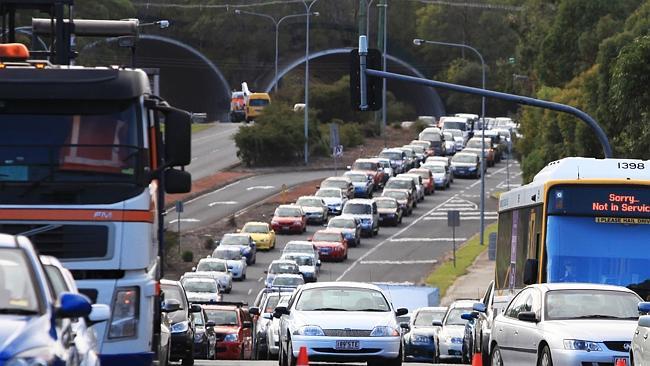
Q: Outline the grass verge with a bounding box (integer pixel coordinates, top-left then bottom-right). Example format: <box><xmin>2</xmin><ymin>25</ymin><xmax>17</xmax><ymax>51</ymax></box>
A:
<box><xmin>424</xmin><ymin>222</ymin><xmax>498</xmax><ymax>298</ymax></box>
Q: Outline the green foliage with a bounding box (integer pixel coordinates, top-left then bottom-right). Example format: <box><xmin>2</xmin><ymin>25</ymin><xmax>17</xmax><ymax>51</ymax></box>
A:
<box><xmin>234</xmin><ymin>103</ymin><xmax>324</xmax><ymax>166</ymax></box>
<box><xmin>181</xmin><ymin>250</ymin><xmax>194</xmax><ymax>263</ymax></box>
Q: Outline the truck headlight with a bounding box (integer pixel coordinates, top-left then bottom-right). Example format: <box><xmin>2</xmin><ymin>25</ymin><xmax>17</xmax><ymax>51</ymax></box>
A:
<box><xmin>108</xmin><ymin>287</ymin><xmax>139</xmax><ymax>338</ymax></box>
<box><xmin>370</xmin><ymin>326</ymin><xmax>399</xmax><ymax>337</ymax></box>
<box><xmin>563</xmin><ymin>340</ymin><xmax>602</xmax><ymax>351</ymax></box>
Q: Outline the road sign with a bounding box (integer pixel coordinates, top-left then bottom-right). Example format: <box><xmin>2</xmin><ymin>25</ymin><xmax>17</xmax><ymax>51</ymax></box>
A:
<box><xmin>329</xmin><ymin>123</ymin><xmax>340</xmax><ymax>149</ymax></box>
<box><xmin>175</xmin><ymin>200</ymin><xmax>184</xmax><ymax>213</ymax></box>
<box><xmin>333</xmin><ymin>145</ymin><xmax>343</xmax><ymax>157</ymax></box>
<box><xmin>447</xmin><ymin>210</ymin><xmax>460</xmax><ymax>227</ymax></box>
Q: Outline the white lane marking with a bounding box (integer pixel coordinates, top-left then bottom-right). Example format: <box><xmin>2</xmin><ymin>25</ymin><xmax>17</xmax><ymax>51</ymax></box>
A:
<box><xmin>247</xmin><ymin>185</ymin><xmax>275</xmax><ymax>191</ymax></box>
<box><xmin>168</xmin><ymin>218</ymin><xmax>200</xmax><ymax>224</ymax></box>
<box><xmin>191</xmin><ymin>157</ymin><xmax>198</xmax><ymax>162</ymax></box>
<box><xmin>359</xmin><ymin>260</ymin><xmax>438</xmax><ymax>265</ymax></box>
<box><xmin>443</xmin><ymin>203</ymin><xmax>476</xmax><ymax>207</ymax></box>
<box><xmin>258</xmin><ymin>277</ymin><xmax>264</xmax><ymax>283</ymax></box>
<box><xmin>486</xmin><ymin>166</ymin><xmax>509</xmax><ymax>177</ymax></box>
<box><xmin>336</xmin><ymin>195</ymin><xmax>459</xmax><ymax>281</ymax></box>
<box><xmin>208</xmin><ymin>201</ymin><xmax>238</xmax><ymax>207</ymax></box>
<box><xmin>424</xmin><ymin>216</ymin><xmax>497</xmax><ymax>221</ymax></box>
<box><xmin>389</xmin><ymin>237</ymin><xmax>468</xmax><ymax>242</ymax></box>
<box><xmin>166</xmin><ymin>178</ymin><xmax>251</xmax><ymax>214</ymax></box>
<box><xmin>247</xmin><ymin>289</ymin><xmax>252</xmax><ymax>295</ymax></box>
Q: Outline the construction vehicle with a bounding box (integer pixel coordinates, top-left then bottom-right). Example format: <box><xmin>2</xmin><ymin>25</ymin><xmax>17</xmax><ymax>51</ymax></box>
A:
<box><xmin>0</xmin><ymin>2</ymin><xmax>191</xmax><ymax>365</ymax></box>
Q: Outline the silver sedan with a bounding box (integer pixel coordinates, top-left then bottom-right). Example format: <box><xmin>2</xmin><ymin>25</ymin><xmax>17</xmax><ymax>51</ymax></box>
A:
<box><xmin>490</xmin><ymin>283</ymin><xmax>640</xmax><ymax>366</ymax></box>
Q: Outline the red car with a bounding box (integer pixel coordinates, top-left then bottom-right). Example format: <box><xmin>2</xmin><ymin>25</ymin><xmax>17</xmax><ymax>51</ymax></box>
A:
<box><xmin>409</xmin><ymin>168</ymin><xmax>435</xmax><ymax>195</ymax></box>
<box><xmin>201</xmin><ymin>303</ymin><xmax>253</xmax><ymax>360</ymax></box>
<box><xmin>310</xmin><ymin>229</ymin><xmax>348</xmax><ymax>262</ymax></box>
<box><xmin>351</xmin><ymin>158</ymin><xmax>385</xmax><ymax>189</ymax></box>
<box><xmin>271</xmin><ymin>205</ymin><xmax>306</xmax><ymax>234</ymax></box>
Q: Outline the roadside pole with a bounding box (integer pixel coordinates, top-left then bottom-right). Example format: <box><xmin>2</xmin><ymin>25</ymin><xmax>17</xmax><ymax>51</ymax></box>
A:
<box><xmin>175</xmin><ymin>200</ymin><xmax>183</xmax><ymax>254</ymax></box>
<box><xmin>448</xmin><ymin>210</ymin><xmax>460</xmax><ymax>268</ymax></box>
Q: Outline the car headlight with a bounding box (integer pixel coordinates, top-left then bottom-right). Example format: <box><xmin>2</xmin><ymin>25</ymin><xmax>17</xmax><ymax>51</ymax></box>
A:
<box><xmin>194</xmin><ymin>332</ymin><xmax>204</xmax><ymax>342</ymax></box>
<box><xmin>108</xmin><ymin>286</ymin><xmax>139</xmax><ymax>339</ymax></box>
<box><xmin>468</xmin><ymin>167</ymin><xmax>477</xmax><ymax>171</ymax></box>
<box><xmin>412</xmin><ymin>335</ymin><xmax>432</xmax><ymax>344</ymax></box>
<box><xmin>563</xmin><ymin>340</ymin><xmax>602</xmax><ymax>351</ymax></box>
<box><xmin>7</xmin><ymin>347</ymin><xmax>55</xmax><ymax>366</ymax></box>
<box><xmin>294</xmin><ymin>325</ymin><xmax>325</xmax><ymax>336</ymax></box>
<box><xmin>370</xmin><ymin>326</ymin><xmax>399</xmax><ymax>337</ymax></box>
<box><xmin>223</xmin><ymin>333</ymin><xmax>239</xmax><ymax>342</ymax></box>
<box><xmin>171</xmin><ymin>321</ymin><xmax>189</xmax><ymax>333</ymax></box>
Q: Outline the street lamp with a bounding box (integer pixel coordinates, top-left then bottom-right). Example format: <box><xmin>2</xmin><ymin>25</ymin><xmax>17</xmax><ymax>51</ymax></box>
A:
<box><xmin>302</xmin><ymin>0</ymin><xmax>322</xmax><ymax>165</ymax></box>
<box><xmin>138</xmin><ymin>20</ymin><xmax>170</xmax><ymax>29</ymax></box>
<box><xmin>413</xmin><ymin>37</ymin><xmax>487</xmax><ymax>245</ymax></box>
<box><xmin>234</xmin><ymin>9</ymin><xmax>318</xmax><ymax>92</ymax></box>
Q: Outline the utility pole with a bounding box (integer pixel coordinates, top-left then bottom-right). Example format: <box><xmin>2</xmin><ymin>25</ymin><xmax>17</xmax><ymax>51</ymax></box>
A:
<box><xmin>358</xmin><ymin>0</ymin><xmax>367</xmax><ymax>36</ymax></box>
<box><xmin>377</xmin><ymin>0</ymin><xmax>387</xmax><ymax>146</ymax></box>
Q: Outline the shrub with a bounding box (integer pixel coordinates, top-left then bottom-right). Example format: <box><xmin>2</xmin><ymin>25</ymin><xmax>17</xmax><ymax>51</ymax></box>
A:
<box><xmin>181</xmin><ymin>250</ymin><xmax>194</xmax><ymax>263</ymax></box>
<box><xmin>339</xmin><ymin>123</ymin><xmax>364</xmax><ymax>147</ymax></box>
<box><xmin>410</xmin><ymin>120</ymin><xmax>428</xmax><ymax>134</ymax></box>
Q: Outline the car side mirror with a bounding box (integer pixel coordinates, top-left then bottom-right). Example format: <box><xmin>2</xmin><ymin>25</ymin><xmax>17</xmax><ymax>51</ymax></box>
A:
<box><xmin>87</xmin><ymin>303</ymin><xmax>110</xmax><ymax>325</ymax></box>
<box><xmin>346</xmin><ymin>165</ymin><xmax>351</xmax><ymax>169</ymax></box>
<box><xmin>639</xmin><ymin>302</ymin><xmax>650</xmax><ymax>314</ymax></box>
<box><xmin>243</xmin><ymin>321</ymin><xmax>253</xmax><ymax>329</ymax></box>
<box><xmin>262</xmin><ymin>313</ymin><xmax>273</xmax><ymax>320</ymax></box>
<box><xmin>236</xmin><ymin>229</ymin><xmax>241</xmax><ymax>233</ymax></box>
<box><xmin>56</xmin><ymin>292</ymin><xmax>92</xmax><ymax>319</ymax></box>
<box><xmin>206</xmin><ymin>320</ymin><xmax>216</xmax><ymax>327</ymax></box>
<box><xmin>264</xmin><ymin>270</ymin><xmax>268</xmax><ymax>274</ymax></box>
<box><xmin>161</xmin><ymin>298</ymin><xmax>182</xmax><ymax>313</ymax></box>
<box><xmin>273</xmin><ymin>306</ymin><xmax>290</xmax><ymax>318</ymax></box>
<box><xmin>473</xmin><ymin>303</ymin><xmax>487</xmax><ymax>313</ymax></box>
<box><xmin>399</xmin><ymin>322</ymin><xmax>410</xmax><ymax>331</ymax></box>
<box><xmin>432</xmin><ymin>320</ymin><xmax>443</xmax><ymax>327</ymax></box>
<box><xmin>190</xmin><ymin>304</ymin><xmax>202</xmax><ymax>313</ymax></box>
<box><xmin>249</xmin><ymin>307</ymin><xmax>260</xmax><ymax>316</ymax></box>
<box><xmin>191</xmin><ymin>266</ymin><xmax>197</xmax><ymax>271</ymax></box>
<box><xmin>517</xmin><ymin>311</ymin><xmax>538</xmax><ymax>323</ymax></box>
<box><xmin>395</xmin><ymin>307</ymin><xmax>408</xmax><ymax>317</ymax></box>
<box><xmin>523</xmin><ymin>258</ymin><xmax>539</xmax><ymax>285</ymax></box>
<box><xmin>461</xmin><ymin>312</ymin><xmax>476</xmax><ymax>321</ymax></box>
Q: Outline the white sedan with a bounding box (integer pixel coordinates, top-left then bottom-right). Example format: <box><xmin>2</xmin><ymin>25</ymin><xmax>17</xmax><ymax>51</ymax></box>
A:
<box><xmin>490</xmin><ymin>283</ymin><xmax>640</xmax><ymax>366</ymax></box>
<box><xmin>275</xmin><ymin>282</ymin><xmax>407</xmax><ymax>365</ymax></box>
<box><xmin>434</xmin><ymin>299</ymin><xmax>475</xmax><ymax>362</ymax></box>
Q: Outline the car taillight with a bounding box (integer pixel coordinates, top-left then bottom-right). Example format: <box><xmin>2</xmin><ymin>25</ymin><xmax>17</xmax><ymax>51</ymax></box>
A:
<box><xmin>108</xmin><ymin>287</ymin><xmax>139</xmax><ymax>339</ymax></box>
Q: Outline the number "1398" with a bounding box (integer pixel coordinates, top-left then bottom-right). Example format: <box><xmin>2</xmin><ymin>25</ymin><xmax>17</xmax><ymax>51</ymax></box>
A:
<box><xmin>618</xmin><ymin>162</ymin><xmax>645</xmax><ymax>169</ymax></box>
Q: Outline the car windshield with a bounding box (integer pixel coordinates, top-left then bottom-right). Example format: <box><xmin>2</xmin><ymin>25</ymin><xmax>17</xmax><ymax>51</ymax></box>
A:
<box><xmin>443</xmin><ymin>121</ymin><xmax>466</xmax><ymax>131</ymax></box>
<box><xmin>420</xmin><ymin>132</ymin><xmax>441</xmax><ymax>142</ymax></box>
<box><xmin>414</xmin><ymin>310</ymin><xmax>446</xmax><ymax>326</ymax></box>
<box><xmin>264</xmin><ymin>295</ymin><xmax>281</xmax><ymax>313</ymax></box>
<box><xmin>346</xmin><ymin>174</ymin><xmax>367</xmax><ymax>183</ymax></box>
<box><xmin>221</xmin><ymin>235</ymin><xmax>249</xmax><ymax>246</ymax></box>
<box><xmin>375</xmin><ymin>199</ymin><xmax>397</xmax><ymax>209</ymax></box>
<box><xmin>284</xmin><ymin>243</ymin><xmax>312</xmax><ymax>253</ymax></box>
<box><xmin>343</xmin><ymin>203</ymin><xmax>371</xmax><ymax>215</ymax></box>
<box><xmin>272</xmin><ymin>276</ymin><xmax>304</xmax><ymax>287</ymax></box>
<box><xmin>283</xmin><ymin>255</ymin><xmax>314</xmax><ymax>266</ymax></box>
<box><xmin>545</xmin><ymin>290</ymin><xmax>640</xmax><ymax>320</ymax></box>
<box><xmin>353</xmin><ymin>162</ymin><xmax>376</xmax><ymax>170</ymax></box>
<box><xmin>296</xmin><ymin>287</ymin><xmax>390</xmax><ymax>312</ymax></box>
<box><xmin>445</xmin><ymin>308</ymin><xmax>472</xmax><ymax>326</ymax></box>
<box><xmin>426</xmin><ymin>165</ymin><xmax>446</xmax><ymax>173</ymax></box>
<box><xmin>315</xmin><ymin>189</ymin><xmax>340</xmax><ymax>198</ymax></box>
<box><xmin>204</xmin><ymin>309</ymin><xmax>238</xmax><ymax>326</ymax></box>
<box><xmin>212</xmin><ymin>250</ymin><xmax>242</xmax><ymax>260</ymax></box>
<box><xmin>197</xmin><ymin>261</ymin><xmax>227</xmax><ymax>272</ymax></box>
<box><xmin>328</xmin><ymin>218</ymin><xmax>356</xmax><ymax>229</ymax></box>
<box><xmin>386</xmin><ymin>179</ymin><xmax>411</xmax><ymax>190</ymax></box>
<box><xmin>383</xmin><ymin>191</ymin><xmax>407</xmax><ymax>200</ymax></box>
<box><xmin>322</xmin><ymin>180</ymin><xmax>348</xmax><ymax>190</ymax></box>
<box><xmin>297</xmin><ymin>198</ymin><xmax>323</xmax><ymax>206</ymax></box>
<box><xmin>411</xmin><ymin>170</ymin><xmax>429</xmax><ymax>180</ymax></box>
<box><xmin>313</xmin><ymin>232</ymin><xmax>342</xmax><ymax>242</ymax></box>
<box><xmin>452</xmin><ymin>154</ymin><xmax>477</xmax><ymax>164</ymax></box>
<box><xmin>183</xmin><ymin>280</ymin><xmax>217</xmax><ymax>293</ymax></box>
<box><xmin>269</xmin><ymin>262</ymin><xmax>299</xmax><ymax>274</ymax></box>
<box><xmin>379</xmin><ymin>151</ymin><xmax>402</xmax><ymax>160</ymax></box>
<box><xmin>0</xmin><ymin>248</ymin><xmax>40</xmax><ymax>313</ymax></box>
<box><xmin>161</xmin><ymin>284</ymin><xmax>185</xmax><ymax>310</ymax></box>
<box><xmin>407</xmin><ymin>145</ymin><xmax>425</xmax><ymax>154</ymax></box>
<box><xmin>275</xmin><ymin>207</ymin><xmax>301</xmax><ymax>217</ymax></box>
<box><xmin>466</xmin><ymin>140</ymin><xmax>484</xmax><ymax>149</ymax></box>
<box><xmin>242</xmin><ymin>224</ymin><xmax>268</xmax><ymax>233</ymax></box>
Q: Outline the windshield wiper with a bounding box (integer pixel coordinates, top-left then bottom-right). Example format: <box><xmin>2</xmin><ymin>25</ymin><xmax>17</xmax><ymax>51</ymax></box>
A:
<box><xmin>356</xmin><ymin>308</ymin><xmax>388</xmax><ymax>312</ymax></box>
<box><xmin>572</xmin><ymin>314</ymin><xmax>627</xmax><ymax>319</ymax></box>
<box><xmin>311</xmin><ymin>307</ymin><xmax>346</xmax><ymax>311</ymax></box>
<box><xmin>0</xmin><ymin>308</ymin><xmax>39</xmax><ymax>315</ymax></box>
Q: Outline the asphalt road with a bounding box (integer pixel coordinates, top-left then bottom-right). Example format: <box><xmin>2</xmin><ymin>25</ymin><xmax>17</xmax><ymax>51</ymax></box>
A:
<box><xmin>188</xmin><ymin>123</ymin><xmax>241</xmax><ymax>181</ymax></box>
<box><xmin>167</xmin><ymin>170</ymin><xmax>337</xmax><ymax>232</ymax></box>
<box><xmin>181</xmin><ymin>159</ymin><xmax>522</xmax><ymax>366</ymax></box>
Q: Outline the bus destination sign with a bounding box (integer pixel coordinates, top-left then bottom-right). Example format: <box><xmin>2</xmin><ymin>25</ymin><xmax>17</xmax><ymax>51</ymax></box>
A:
<box><xmin>548</xmin><ymin>185</ymin><xmax>650</xmax><ymax>218</ymax></box>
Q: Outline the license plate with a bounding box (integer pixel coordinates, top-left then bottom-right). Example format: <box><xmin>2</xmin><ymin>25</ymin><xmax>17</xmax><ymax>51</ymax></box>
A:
<box><xmin>614</xmin><ymin>357</ymin><xmax>628</xmax><ymax>366</ymax></box>
<box><xmin>335</xmin><ymin>340</ymin><xmax>360</xmax><ymax>350</ymax></box>
<box><xmin>282</xmin><ymin>226</ymin><xmax>290</xmax><ymax>230</ymax></box>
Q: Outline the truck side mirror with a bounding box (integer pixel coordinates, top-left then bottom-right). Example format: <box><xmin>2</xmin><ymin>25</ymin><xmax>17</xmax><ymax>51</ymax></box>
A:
<box><xmin>164</xmin><ymin>169</ymin><xmax>191</xmax><ymax>194</ymax></box>
<box><xmin>164</xmin><ymin>108</ymin><xmax>192</xmax><ymax>166</ymax></box>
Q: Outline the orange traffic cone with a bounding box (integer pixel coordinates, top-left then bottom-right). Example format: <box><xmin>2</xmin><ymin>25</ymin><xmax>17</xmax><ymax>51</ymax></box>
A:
<box><xmin>471</xmin><ymin>352</ymin><xmax>483</xmax><ymax>366</ymax></box>
<box><xmin>615</xmin><ymin>358</ymin><xmax>627</xmax><ymax>366</ymax></box>
<box><xmin>296</xmin><ymin>346</ymin><xmax>310</xmax><ymax>366</ymax></box>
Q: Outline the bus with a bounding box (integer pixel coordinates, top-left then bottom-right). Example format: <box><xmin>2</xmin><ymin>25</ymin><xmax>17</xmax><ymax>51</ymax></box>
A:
<box><xmin>0</xmin><ymin>45</ymin><xmax>191</xmax><ymax>366</ymax></box>
<box><xmin>495</xmin><ymin>157</ymin><xmax>650</xmax><ymax>300</ymax></box>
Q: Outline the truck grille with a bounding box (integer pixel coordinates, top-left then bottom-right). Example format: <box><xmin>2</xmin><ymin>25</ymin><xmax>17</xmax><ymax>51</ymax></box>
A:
<box><xmin>0</xmin><ymin>224</ymin><xmax>108</xmax><ymax>258</ymax></box>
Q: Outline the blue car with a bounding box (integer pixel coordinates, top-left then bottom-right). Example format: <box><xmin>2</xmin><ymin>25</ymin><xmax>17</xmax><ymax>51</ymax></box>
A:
<box><xmin>403</xmin><ymin>306</ymin><xmax>448</xmax><ymax>363</ymax></box>
<box><xmin>344</xmin><ymin>171</ymin><xmax>374</xmax><ymax>198</ymax></box>
<box><xmin>0</xmin><ymin>234</ymin><xmax>92</xmax><ymax>366</ymax></box>
<box><xmin>215</xmin><ymin>233</ymin><xmax>257</xmax><ymax>265</ymax></box>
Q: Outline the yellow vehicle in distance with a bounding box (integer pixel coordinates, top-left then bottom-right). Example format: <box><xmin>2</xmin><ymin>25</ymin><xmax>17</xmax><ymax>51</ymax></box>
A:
<box><xmin>239</xmin><ymin>221</ymin><xmax>276</xmax><ymax>250</ymax></box>
<box><xmin>245</xmin><ymin>93</ymin><xmax>271</xmax><ymax>122</ymax></box>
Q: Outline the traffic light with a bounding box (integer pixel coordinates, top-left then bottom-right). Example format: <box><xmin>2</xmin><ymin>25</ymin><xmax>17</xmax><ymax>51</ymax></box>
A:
<box><xmin>349</xmin><ymin>48</ymin><xmax>383</xmax><ymax>111</ymax></box>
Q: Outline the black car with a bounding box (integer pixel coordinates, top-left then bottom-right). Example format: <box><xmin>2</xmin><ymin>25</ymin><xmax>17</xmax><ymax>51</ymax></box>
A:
<box><xmin>161</xmin><ymin>279</ymin><xmax>202</xmax><ymax>365</ymax></box>
<box><xmin>192</xmin><ymin>308</ymin><xmax>217</xmax><ymax>360</ymax></box>
<box><xmin>374</xmin><ymin>197</ymin><xmax>403</xmax><ymax>226</ymax></box>
<box><xmin>402</xmin><ymin>306</ymin><xmax>447</xmax><ymax>363</ymax></box>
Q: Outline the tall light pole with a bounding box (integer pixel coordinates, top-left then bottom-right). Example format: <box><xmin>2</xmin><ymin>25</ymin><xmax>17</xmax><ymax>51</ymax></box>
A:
<box><xmin>302</xmin><ymin>0</ymin><xmax>321</xmax><ymax>165</ymax></box>
<box><xmin>234</xmin><ymin>10</ymin><xmax>317</xmax><ymax>92</ymax></box>
<box><xmin>413</xmin><ymin>38</ymin><xmax>487</xmax><ymax>245</ymax></box>
<box><xmin>378</xmin><ymin>0</ymin><xmax>388</xmax><ymax>147</ymax></box>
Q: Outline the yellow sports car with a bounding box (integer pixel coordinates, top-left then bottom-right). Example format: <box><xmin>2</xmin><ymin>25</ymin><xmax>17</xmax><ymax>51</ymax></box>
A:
<box><xmin>240</xmin><ymin>221</ymin><xmax>276</xmax><ymax>250</ymax></box>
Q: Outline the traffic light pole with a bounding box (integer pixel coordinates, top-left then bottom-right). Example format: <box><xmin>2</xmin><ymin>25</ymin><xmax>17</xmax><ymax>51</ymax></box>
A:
<box><xmin>356</xmin><ymin>54</ymin><xmax>613</xmax><ymax>158</ymax></box>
